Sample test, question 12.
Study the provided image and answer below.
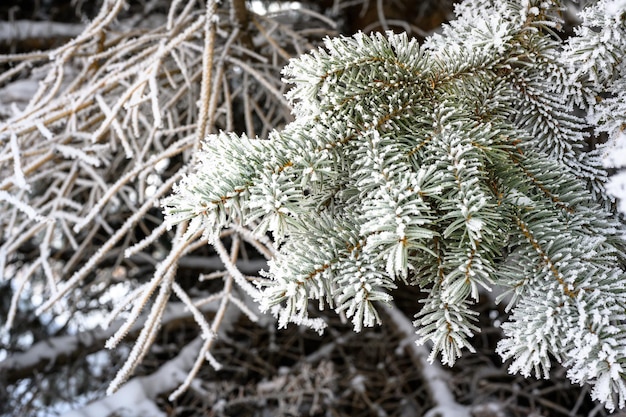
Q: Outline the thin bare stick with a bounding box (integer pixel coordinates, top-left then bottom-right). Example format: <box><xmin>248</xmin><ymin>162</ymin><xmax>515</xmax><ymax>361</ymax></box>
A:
<box><xmin>194</xmin><ymin>0</ymin><xmax>219</xmax><ymax>156</ymax></box>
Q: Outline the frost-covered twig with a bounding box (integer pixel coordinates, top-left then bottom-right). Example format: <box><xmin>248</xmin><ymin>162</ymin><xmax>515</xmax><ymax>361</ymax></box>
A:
<box><xmin>0</xmin><ymin>0</ymin><xmax>339</xmax><ymax>407</ymax></box>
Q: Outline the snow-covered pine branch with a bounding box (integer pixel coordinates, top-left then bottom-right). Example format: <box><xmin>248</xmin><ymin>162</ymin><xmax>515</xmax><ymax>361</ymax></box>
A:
<box><xmin>565</xmin><ymin>0</ymin><xmax>626</xmax><ymax>213</ymax></box>
<box><xmin>165</xmin><ymin>0</ymin><xmax>626</xmax><ymax>410</ymax></box>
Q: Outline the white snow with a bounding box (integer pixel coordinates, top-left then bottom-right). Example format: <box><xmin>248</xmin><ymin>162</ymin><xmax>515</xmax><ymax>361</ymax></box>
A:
<box><xmin>605</xmin><ymin>0</ymin><xmax>626</xmax><ymax>17</ymax></box>
<box><xmin>0</xmin><ymin>20</ymin><xmax>84</xmax><ymax>42</ymax></box>
<box><xmin>248</xmin><ymin>1</ymin><xmax>302</xmax><ymax>15</ymax></box>
<box><xmin>603</xmin><ymin>130</ymin><xmax>626</xmax><ymax>213</ymax></box>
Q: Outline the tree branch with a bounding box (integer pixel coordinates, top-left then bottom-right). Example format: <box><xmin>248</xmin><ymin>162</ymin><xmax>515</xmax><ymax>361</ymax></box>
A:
<box><xmin>62</xmin><ymin>337</ymin><xmax>204</xmax><ymax>417</ymax></box>
<box><xmin>0</xmin><ymin>302</ymin><xmax>214</xmax><ymax>384</ymax></box>
<box><xmin>61</xmin><ymin>296</ymin><xmax>242</xmax><ymax>417</ymax></box>
<box><xmin>230</xmin><ymin>0</ymin><xmax>254</xmax><ymax>48</ymax></box>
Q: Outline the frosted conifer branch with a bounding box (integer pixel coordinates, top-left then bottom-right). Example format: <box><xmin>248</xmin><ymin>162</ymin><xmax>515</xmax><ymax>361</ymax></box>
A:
<box><xmin>563</xmin><ymin>0</ymin><xmax>626</xmax><ymax>212</ymax></box>
<box><xmin>164</xmin><ymin>1</ymin><xmax>626</xmax><ymax>410</ymax></box>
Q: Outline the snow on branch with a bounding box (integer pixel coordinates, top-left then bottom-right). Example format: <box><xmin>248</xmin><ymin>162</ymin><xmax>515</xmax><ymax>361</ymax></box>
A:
<box><xmin>0</xmin><ymin>301</ymin><xmax>211</xmax><ymax>384</ymax></box>
<box><xmin>0</xmin><ymin>20</ymin><xmax>84</xmax><ymax>43</ymax></box>
<box><xmin>63</xmin><ymin>337</ymin><xmax>205</xmax><ymax>417</ymax></box>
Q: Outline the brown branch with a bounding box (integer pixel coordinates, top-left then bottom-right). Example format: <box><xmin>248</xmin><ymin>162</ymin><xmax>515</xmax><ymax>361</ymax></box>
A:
<box><xmin>231</xmin><ymin>0</ymin><xmax>254</xmax><ymax>49</ymax></box>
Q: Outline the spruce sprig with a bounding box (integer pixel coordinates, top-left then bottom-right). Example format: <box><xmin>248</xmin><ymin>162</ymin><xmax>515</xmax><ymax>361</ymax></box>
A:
<box><xmin>164</xmin><ymin>0</ymin><xmax>626</xmax><ymax>410</ymax></box>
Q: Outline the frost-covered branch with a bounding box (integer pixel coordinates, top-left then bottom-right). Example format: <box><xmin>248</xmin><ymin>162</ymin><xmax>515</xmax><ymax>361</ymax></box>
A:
<box><xmin>0</xmin><ymin>0</ymin><xmax>335</xmax><ymax>407</ymax></box>
<box><xmin>164</xmin><ymin>0</ymin><xmax>626</xmax><ymax>410</ymax></box>
<box><xmin>564</xmin><ymin>0</ymin><xmax>626</xmax><ymax>213</ymax></box>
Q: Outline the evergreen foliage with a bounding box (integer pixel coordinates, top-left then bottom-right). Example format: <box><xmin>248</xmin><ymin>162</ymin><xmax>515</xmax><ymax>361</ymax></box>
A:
<box><xmin>165</xmin><ymin>0</ymin><xmax>626</xmax><ymax>410</ymax></box>
<box><xmin>567</xmin><ymin>0</ymin><xmax>626</xmax><ymax>214</ymax></box>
